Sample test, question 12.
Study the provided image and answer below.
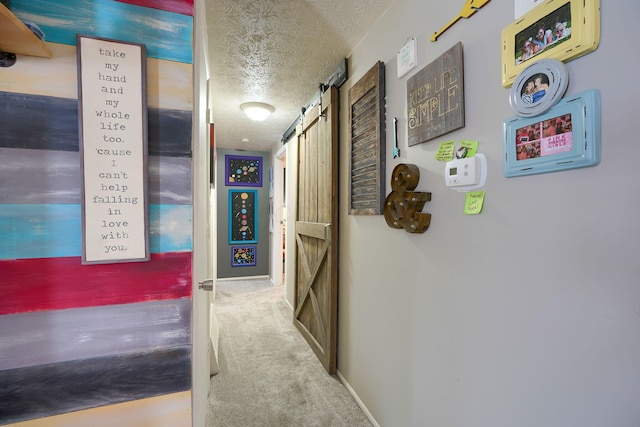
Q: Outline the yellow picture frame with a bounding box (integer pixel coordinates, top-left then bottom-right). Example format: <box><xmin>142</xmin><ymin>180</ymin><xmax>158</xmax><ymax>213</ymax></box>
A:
<box><xmin>501</xmin><ymin>0</ymin><xmax>600</xmax><ymax>88</ymax></box>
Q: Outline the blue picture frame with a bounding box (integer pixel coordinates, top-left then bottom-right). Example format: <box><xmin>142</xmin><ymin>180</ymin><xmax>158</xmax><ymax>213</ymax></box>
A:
<box><xmin>503</xmin><ymin>89</ymin><xmax>600</xmax><ymax>178</ymax></box>
<box><xmin>228</xmin><ymin>189</ymin><xmax>258</xmax><ymax>244</ymax></box>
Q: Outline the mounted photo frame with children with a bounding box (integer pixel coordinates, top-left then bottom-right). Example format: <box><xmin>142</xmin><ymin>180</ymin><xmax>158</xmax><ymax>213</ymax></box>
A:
<box><xmin>500</xmin><ymin>0</ymin><xmax>600</xmax><ymax>88</ymax></box>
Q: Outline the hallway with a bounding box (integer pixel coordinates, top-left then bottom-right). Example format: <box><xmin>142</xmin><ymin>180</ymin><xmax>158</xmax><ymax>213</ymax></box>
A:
<box><xmin>206</xmin><ymin>279</ymin><xmax>372</xmax><ymax>426</ymax></box>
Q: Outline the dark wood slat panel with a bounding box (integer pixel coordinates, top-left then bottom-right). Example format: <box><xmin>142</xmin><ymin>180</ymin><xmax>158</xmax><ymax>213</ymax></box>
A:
<box><xmin>348</xmin><ymin>62</ymin><xmax>386</xmax><ymax>215</ymax></box>
<box><xmin>0</xmin><ymin>347</ymin><xmax>191</xmax><ymax>425</ymax></box>
<box><xmin>0</xmin><ymin>92</ymin><xmax>192</xmax><ymax>157</ymax></box>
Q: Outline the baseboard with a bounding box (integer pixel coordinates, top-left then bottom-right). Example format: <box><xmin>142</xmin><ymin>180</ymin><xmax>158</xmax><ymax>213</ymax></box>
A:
<box><xmin>284</xmin><ymin>298</ymin><xmax>294</xmax><ymax>312</ymax></box>
<box><xmin>216</xmin><ymin>275</ymin><xmax>270</xmax><ymax>282</ymax></box>
<box><xmin>336</xmin><ymin>370</ymin><xmax>380</xmax><ymax>427</ymax></box>
<box><xmin>209</xmin><ymin>303</ymin><xmax>220</xmax><ymax>376</ymax></box>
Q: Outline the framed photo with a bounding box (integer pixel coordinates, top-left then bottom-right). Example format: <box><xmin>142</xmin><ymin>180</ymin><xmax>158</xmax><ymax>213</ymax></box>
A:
<box><xmin>231</xmin><ymin>246</ymin><xmax>257</xmax><ymax>267</ymax></box>
<box><xmin>501</xmin><ymin>0</ymin><xmax>600</xmax><ymax>88</ymax></box>
<box><xmin>509</xmin><ymin>59</ymin><xmax>569</xmax><ymax>117</ymax></box>
<box><xmin>503</xmin><ymin>89</ymin><xmax>600</xmax><ymax>178</ymax></box>
<box><xmin>225</xmin><ymin>154</ymin><xmax>262</xmax><ymax>187</ymax></box>
<box><xmin>228</xmin><ymin>189</ymin><xmax>258</xmax><ymax>243</ymax></box>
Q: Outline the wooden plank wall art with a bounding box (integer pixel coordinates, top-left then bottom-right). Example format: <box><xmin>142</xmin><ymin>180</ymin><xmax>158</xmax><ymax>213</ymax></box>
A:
<box><xmin>229</xmin><ymin>189</ymin><xmax>258</xmax><ymax>244</ymax></box>
<box><xmin>407</xmin><ymin>42</ymin><xmax>465</xmax><ymax>146</ymax></box>
<box><xmin>348</xmin><ymin>61</ymin><xmax>386</xmax><ymax>215</ymax></box>
<box><xmin>0</xmin><ymin>0</ymin><xmax>194</xmax><ymax>425</ymax></box>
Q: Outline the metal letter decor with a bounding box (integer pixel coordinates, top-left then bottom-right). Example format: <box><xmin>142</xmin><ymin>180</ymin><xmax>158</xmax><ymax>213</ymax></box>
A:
<box><xmin>384</xmin><ymin>164</ymin><xmax>432</xmax><ymax>233</ymax></box>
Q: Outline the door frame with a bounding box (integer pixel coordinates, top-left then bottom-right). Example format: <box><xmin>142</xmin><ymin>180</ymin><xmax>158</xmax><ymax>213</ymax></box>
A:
<box><xmin>191</xmin><ymin>0</ymin><xmax>210</xmax><ymax>424</ymax></box>
<box><xmin>270</xmin><ymin>145</ymin><xmax>286</xmax><ymax>290</ymax></box>
<box><xmin>284</xmin><ymin>137</ymin><xmax>298</xmax><ymax>309</ymax></box>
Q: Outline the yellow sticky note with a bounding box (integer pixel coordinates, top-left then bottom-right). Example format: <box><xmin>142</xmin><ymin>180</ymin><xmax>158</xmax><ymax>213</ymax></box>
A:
<box><xmin>460</xmin><ymin>140</ymin><xmax>479</xmax><ymax>158</ymax></box>
<box><xmin>435</xmin><ymin>140</ymin><xmax>455</xmax><ymax>161</ymax></box>
<box><xmin>464</xmin><ymin>191</ymin><xmax>485</xmax><ymax>215</ymax></box>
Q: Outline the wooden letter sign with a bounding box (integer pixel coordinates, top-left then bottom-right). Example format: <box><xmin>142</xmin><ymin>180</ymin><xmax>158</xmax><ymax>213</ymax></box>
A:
<box><xmin>407</xmin><ymin>42</ymin><xmax>465</xmax><ymax>146</ymax></box>
<box><xmin>384</xmin><ymin>164</ymin><xmax>432</xmax><ymax>233</ymax></box>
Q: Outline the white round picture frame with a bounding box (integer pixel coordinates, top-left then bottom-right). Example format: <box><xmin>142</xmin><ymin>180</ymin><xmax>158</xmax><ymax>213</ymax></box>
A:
<box><xmin>509</xmin><ymin>58</ymin><xmax>569</xmax><ymax>117</ymax></box>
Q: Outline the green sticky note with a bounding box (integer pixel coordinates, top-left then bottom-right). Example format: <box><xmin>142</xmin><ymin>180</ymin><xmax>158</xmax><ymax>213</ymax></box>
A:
<box><xmin>435</xmin><ymin>140</ymin><xmax>455</xmax><ymax>161</ymax></box>
<box><xmin>460</xmin><ymin>140</ymin><xmax>478</xmax><ymax>158</ymax></box>
<box><xmin>464</xmin><ymin>191</ymin><xmax>485</xmax><ymax>215</ymax></box>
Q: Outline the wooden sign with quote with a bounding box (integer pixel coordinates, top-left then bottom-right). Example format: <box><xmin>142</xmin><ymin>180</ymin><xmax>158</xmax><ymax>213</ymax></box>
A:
<box><xmin>407</xmin><ymin>42</ymin><xmax>464</xmax><ymax>146</ymax></box>
<box><xmin>77</xmin><ymin>35</ymin><xmax>150</xmax><ymax>264</ymax></box>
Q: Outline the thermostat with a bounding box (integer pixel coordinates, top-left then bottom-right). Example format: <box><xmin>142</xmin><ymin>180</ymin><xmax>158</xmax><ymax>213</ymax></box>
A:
<box><xmin>445</xmin><ymin>154</ymin><xmax>487</xmax><ymax>192</ymax></box>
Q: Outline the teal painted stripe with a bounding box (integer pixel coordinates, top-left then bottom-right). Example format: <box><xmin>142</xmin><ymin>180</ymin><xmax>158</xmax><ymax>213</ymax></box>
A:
<box><xmin>11</xmin><ymin>0</ymin><xmax>193</xmax><ymax>63</ymax></box>
<box><xmin>0</xmin><ymin>204</ymin><xmax>192</xmax><ymax>259</ymax></box>
<box><xmin>149</xmin><ymin>204</ymin><xmax>193</xmax><ymax>255</ymax></box>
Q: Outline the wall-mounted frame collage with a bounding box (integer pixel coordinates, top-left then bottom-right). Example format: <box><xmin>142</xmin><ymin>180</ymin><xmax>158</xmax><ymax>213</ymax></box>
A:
<box><xmin>501</xmin><ymin>0</ymin><xmax>601</xmax><ymax>178</ymax></box>
<box><xmin>225</xmin><ymin>154</ymin><xmax>262</xmax><ymax>266</ymax></box>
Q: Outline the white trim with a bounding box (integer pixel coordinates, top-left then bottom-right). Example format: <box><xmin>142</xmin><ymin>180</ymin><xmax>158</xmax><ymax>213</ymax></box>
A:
<box><xmin>275</xmin><ymin>143</ymin><xmax>287</xmax><ymax>159</ymax></box>
<box><xmin>216</xmin><ymin>275</ymin><xmax>271</xmax><ymax>282</ymax></box>
<box><xmin>191</xmin><ymin>0</ymin><xmax>211</xmax><ymax>424</ymax></box>
<box><xmin>336</xmin><ymin>370</ymin><xmax>380</xmax><ymax>427</ymax></box>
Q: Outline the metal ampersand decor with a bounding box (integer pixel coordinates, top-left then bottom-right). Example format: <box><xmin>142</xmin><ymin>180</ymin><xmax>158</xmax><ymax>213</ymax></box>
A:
<box><xmin>384</xmin><ymin>163</ymin><xmax>432</xmax><ymax>234</ymax></box>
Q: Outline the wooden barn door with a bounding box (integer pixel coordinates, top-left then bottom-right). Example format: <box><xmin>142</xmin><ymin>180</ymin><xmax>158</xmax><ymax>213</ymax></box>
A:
<box><xmin>294</xmin><ymin>86</ymin><xmax>339</xmax><ymax>374</ymax></box>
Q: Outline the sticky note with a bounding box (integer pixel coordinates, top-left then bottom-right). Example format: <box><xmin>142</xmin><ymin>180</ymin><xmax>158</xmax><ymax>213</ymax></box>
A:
<box><xmin>464</xmin><ymin>191</ymin><xmax>485</xmax><ymax>215</ymax></box>
<box><xmin>435</xmin><ymin>140</ymin><xmax>455</xmax><ymax>161</ymax></box>
<box><xmin>460</xmin><ymin>140</ymin><xmax>478</xmax><ymax>158</ymax></box>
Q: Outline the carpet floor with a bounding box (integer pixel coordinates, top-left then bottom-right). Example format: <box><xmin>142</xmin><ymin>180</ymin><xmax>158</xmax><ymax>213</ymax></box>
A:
<box><xmin>206</xmin><ymin>279</ymin><xmax>373</xmax><ymax>427</ymax></box>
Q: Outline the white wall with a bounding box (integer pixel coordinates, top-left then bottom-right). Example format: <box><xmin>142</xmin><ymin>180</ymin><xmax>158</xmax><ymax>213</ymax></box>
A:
<box><xmin>338</xmin><ymin>2</ymin><xmax>640</xmax><ymax>426</ymax></box>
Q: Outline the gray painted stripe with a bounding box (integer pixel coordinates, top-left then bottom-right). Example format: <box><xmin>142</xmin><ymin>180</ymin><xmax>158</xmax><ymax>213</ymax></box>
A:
<box><xmin>0</xmin><ymin>148</ymin><xmax>191</xmax><ymax>204</ymax></box>
<box><xmin>0</xmin><ymin>299</ymin><xmax>191</xmax><ymax>370</ymax></box>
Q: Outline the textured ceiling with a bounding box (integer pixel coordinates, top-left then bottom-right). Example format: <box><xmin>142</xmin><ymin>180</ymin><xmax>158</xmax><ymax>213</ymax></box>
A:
<box><xmin>205</xmin><ymin>0</ymin><xmax>394</xmax><ymax>153</ymax></box>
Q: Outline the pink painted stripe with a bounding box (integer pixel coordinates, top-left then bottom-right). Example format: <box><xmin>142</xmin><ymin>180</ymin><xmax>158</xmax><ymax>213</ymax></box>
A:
<box><xmin>115</xmin><ymin>0</ymin><xmax>194</xmax><ymax>16</ymax></box>
<box><xmin>0</xmin><ymin>253</ymin><xmax>192</xmax><ymax>315</ymax></box>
